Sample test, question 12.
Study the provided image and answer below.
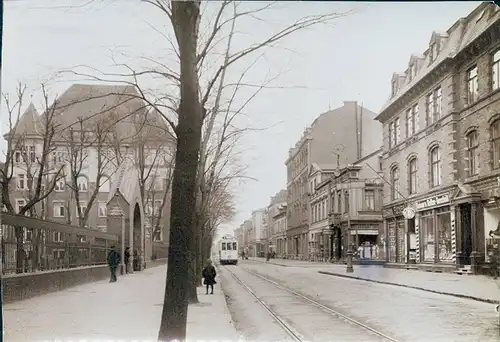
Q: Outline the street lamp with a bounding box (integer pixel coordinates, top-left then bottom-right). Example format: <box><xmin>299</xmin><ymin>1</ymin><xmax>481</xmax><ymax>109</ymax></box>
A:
<box><xmin>332</xmin><ymin>144</ymin><xmax>353</xmax><ymax>273</ymax></box>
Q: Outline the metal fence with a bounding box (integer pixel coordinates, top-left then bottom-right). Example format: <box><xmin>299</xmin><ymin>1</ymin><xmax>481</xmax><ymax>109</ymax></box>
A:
<box><xmin>1</xmin><ymin>213</ymin><xmax>119</xmax><ymax>274</ymax></box>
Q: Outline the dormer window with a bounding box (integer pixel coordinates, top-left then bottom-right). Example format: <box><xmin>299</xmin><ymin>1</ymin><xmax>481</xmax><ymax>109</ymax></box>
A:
<box><xmin>409</xmin><ymin>63</ymin><xmax>417</xmax><ymax>80</ymax></box>
<box><xmin>391</xmin><ymin>80</ymin><xmax>398</xmax><ymax>97</ymax></box>
<box><xmin>429</xmin><ymin>42</ymin><xmax>438</xmax><ymax>63</ymax></box>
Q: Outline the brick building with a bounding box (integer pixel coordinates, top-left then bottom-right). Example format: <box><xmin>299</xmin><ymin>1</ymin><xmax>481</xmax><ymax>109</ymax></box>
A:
<box><xmin>285</xmin><ymin>101</ymin><xmax>382</xmax><ymax>259</ymax></box>
<box><xmin>376</xmin><ymin>3</ymin><xmax>500</xmax><ymax>272</ymax></box>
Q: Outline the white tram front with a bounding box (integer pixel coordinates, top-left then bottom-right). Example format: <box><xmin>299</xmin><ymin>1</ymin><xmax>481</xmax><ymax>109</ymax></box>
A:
<box><xmin>219</xmin><ymin>235</ymin><xmax>238</xmax><ymax>265</ymax></box>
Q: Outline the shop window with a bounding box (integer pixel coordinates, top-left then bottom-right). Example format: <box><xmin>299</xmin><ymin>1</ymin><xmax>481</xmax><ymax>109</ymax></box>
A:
<box><xmin>430</xmin><ymin>146</ymin><xmax>441</xmax><ymax>187</ymax></box>
<box><xmin>491</xmin><ymin>119</ymin><xmax>500</xmax><ymax>169</ymax></box>
<box><xmin>420</xmin><ymin>210</ymin><xmax>435</xmax><ymax>262</ymax></box>
<box><xmin>390</xmin><ymin>166</ymin><xmax>400</xmax><ymax>200</ymax></box>
<box><xmin>466</xmin><ymin>130</ymin><xmax>479</xmax><ymax>176</ymax></box>
<box><xmin>408</xmin><ymin>157</ymin><xmax>417</xmax><ymax>194</ymax></box>
<box><xmin>437</xmin><ymin>208</ymin><xmax>453</xmax><ymax>262</ymax></box>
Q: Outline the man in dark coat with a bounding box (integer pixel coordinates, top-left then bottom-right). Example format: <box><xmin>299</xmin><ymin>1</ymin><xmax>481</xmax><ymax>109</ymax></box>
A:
<box><xmin>107</xmin><ymin>246</ymin><xmax>121</xmax><ymax>282</ymax></box>
<box><xmin>124</xmin><ymin>247</ymin><xmax>131</xmax><ymax>274</ymax></box>
<box><xmin>202</xmin><ymin>259</ymin><xmax>217</xmax><ymax>294</ymax></box>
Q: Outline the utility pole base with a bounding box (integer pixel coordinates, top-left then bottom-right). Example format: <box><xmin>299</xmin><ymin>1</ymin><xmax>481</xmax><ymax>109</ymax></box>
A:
<box><xmin>346</xmin><ymin>266</ymin><xmax>354</xmax><ymax>273</ymax></box>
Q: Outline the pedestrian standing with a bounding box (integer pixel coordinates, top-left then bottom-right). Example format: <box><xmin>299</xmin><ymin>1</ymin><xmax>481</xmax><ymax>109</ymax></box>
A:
<box><xmin>202</xmin><ymin>259</ymin><xmax>217</xmax><ymax>295</ymax></box>
<box><xmin>124</xmin><ymin>247</ymin><xmax>131</xmax><ymax>274</ymax></box>
<box><xmin>107</xmin><ymin>246</ymin><xmax>121</xmax><ymax>283</ymax></box>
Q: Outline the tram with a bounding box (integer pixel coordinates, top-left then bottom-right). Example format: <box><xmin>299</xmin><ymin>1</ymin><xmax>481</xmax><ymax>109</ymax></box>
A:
<box><xmin>218</xmin><ymin>234</ymin><xmax>239</xmax><ymax>265</ymax></box>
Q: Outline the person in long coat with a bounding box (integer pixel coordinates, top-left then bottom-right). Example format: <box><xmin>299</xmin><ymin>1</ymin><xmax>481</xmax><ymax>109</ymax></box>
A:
<box><xmin>202</xmin><ymin>259</ymin><xmax>217</xmax><ymax>294</ymax></box>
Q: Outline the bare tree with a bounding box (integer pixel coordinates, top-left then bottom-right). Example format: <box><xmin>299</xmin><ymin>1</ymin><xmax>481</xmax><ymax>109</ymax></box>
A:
<box><xmin>60</xmin><ymin>1</ymin><xmax>351</xmax><ymax>339</ymax></box>
<box><xmin>0</xmin><ymin>83</ymin><xmax>65</xmax><ymax>273</ymax></box>
<box><xmin>62</xmin><ymin>117</ymin><xmax>117</xmax><ymax>229</ymax></box>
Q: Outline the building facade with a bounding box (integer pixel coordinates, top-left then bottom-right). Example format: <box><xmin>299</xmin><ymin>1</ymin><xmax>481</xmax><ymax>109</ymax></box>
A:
<box><xmin>5</xmin><ymin>84</ymin><xmax>173</xmax><ymax>268</ymax></box>
<box><xmin>266</xmin><ymin>189</ymin><xmax>287</xmax><ymax>255</ymax></box>
<box><xmin>308</xmin><ymin>150</ymin><xmax>384</xmax><ymax>261</ymax></box>
<box><xmin>376</xmin><ymin>3</ymin><xmax>500</xmax><ymax>272</ymax></box>
<box><xmin>285</xmin><ymin>101</ymin><xmax>382</xmax><ymax>259</ymax></box>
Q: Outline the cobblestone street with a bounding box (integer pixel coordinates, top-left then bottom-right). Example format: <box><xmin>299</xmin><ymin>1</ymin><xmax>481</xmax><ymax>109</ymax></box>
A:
<box><xmin>225</xmin><ymin>260</ymin><xmax>500</xmax><ymax>341</ymax></box>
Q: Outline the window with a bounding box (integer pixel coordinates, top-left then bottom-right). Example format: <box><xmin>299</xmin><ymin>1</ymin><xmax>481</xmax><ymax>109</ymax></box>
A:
<box><xmin>491</xmin><ymin>120</ymin><xmax>500</xmax><ymax>169</ymax></box>
<box><xmin>364</xmin><ymin>190</ymin><xmax>375</xmax><ymax>210</ymax></box>
<box><xmin>28</xmin><ymin>146</ymin><xmax>36</xmax><ymax>163</ymax></box>
<box><xmin>16</xmin><ymin>199</ymin><xmax>25</xmax><ymax>214</ymax></box>
<box><xmin>408</xmin><ymin>158</ymin><xmax>418</xmax><ymax>195</ymax></box>
<box><xmin>426</xmin><ymin>87</ymin><xmax>442</xmax><ymax>125</ymax></box>
<box><xmin>391</xmin><ymin>167</ymin><xmax>400</xmax><ymax>200</ymax></box>
<box><xmin>53</xmin><ymin>249</ymin><xmax>65</xmax><ymax>260</ymax></box>
<box><xmin>14</xmin><ymin>151</ymin><xmax>22</xmax><ymax>163</ymax></box>
<box><xmin>221</xmin><ymin>242</ymin><xmax>226</xmax><ymax>251</ymax></box>
<box><xmin>391</xmin><ymin>80</ymin><xmax>398</xmax><ymax>97</ymax></box>
<box><xmin>154</xmin><ymin>177</ymin><xmax>164</xmax><ymax>191</ymax></box>
<box><xmin>53</xmin><ymin>201</ymin><xmax>65</xmax><ymax>218</ymax></box>
<box><xmin>53</xmin><ymin>151</ymin><xmax>65</xmax><ymax>164</ymax></box>
<box><xmin>420</xmin><ymin>210</ymin><xmax>434</xmax><ymax>262</ymax></box>
<box><xmin>232</xmin><ymin>242</ymin><xmax>237</xmax><ymax>250</ymax></box>
<box><xmin>337</xmin><ymin>192</ymin><xmax>341</xmax><ymax>213</ymax></box>
<box><xmin>154</xmin><ymin>200</ymin><xmax>162</xmax><ymax>216</ymax></box>
<box><xmin>409</xmin><ymin>63</ymin><xmax>417</xmax><ymax>80</ymax></box>
<box><xmin>24</xmin><ymin>228</ymin><xmax>33</xmax><ymax>242</ymax></box>
<box><xmin>76</xmin><ymin>201</ymin><xmax>87</xmax><ymax>217</ymax></box>
<box><xmin>344</xmin><ymin>191</ymin><xmax>349</xmax><ymax>214</ymax></box>
<box><xmin>467</xmin><ymin>66</ymin><xmax>478</xmax><ymax>104</ymax></box>
<box><xmin>406</xmin><ymin>108</ymin><xmax>413</xmax><ymax>137</ymax></box>
<box><xmin>153</xmin><ymin>226</ymin><xmax>163</xmax><ymax>241</ymax></box>
<box><xmin>493</xmin><ymin>49</ymin><xmax>500</xmax><ymax>91</ymax></box>
<box><xmin>98</xmin><ymin>202</ymin><xmax>107</xmax><ymax>217</ymax></box>
<box><xmin>429</xmin><ymin>43</ymin><xmax>437</xmax><ymax>62</ymax></box>
<box><xmin>426</xmin><ymin>92</ymin><xmax>434</xmax><ymax>125</ymax></box>
<box><xmin>395</xmin><ymin>118</ymin><xmax>401</xmax><ymax>145</ymax></box>
<box><xmin>389</xmin><ymin>122</ymin><xmax>395</xmax><ymax>147</ymax></box>
<box><xmin>77</xmin><ymin>176</ymin><xmax>88</xmax><ymax>192</ymax></box>
<box><xmin>53</xmin><ymin>232</ymin><xmax>63</xmax><ymax>243</ymax></box>
<box><xmin>466</xmin><ymin>130</ymin><xmax>479</xmax><ymax>176</ymax></box>
<box><xmin>430</xmin><ymin>146</ymin><xmax>441</xmax><ymax>187</ymax></box>
<box><xmin>54</xmin><ymin>179</ymin><xmax>65</xmax><ymax>192</ymax></box>
<box><xmin>413</xmin><ymin>104</ymin><xmax>420</xmax><ymax>132</ymax></box>
<box><xmin>77</xmin><ymin>235</ymin><xmax>87</xmax><ymax>243</ymax></box>
<box><xmin>16</xmin><ymin>174</ymin><xmax>26</xmax><ymax>190</ymax></box>
<box><xmin>434</xmin><ymin>87</ymin><xmax>442</xmax><ymax>122</ymax></box>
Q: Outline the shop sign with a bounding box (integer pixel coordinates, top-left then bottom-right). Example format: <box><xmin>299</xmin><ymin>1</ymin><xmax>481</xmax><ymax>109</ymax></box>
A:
<box><xmin>416</xmin><ymin>193</ymin><xmax>450</xmax><ymax>210</ymax></box>
<box><xmin>382</xmin><ymin>204</ymin><xmax>405</xmax><ymax>218</ymax></box>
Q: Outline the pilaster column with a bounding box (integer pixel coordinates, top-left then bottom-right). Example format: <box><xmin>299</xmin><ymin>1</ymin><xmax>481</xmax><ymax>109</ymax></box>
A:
<box><xmin>455</xmin><ymin>205</ymin><xmax>463</xmax><ymax>268</ymax></box>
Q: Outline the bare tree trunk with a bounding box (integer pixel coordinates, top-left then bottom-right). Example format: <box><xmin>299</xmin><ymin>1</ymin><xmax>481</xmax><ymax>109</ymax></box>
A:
<box><xmin>158</xmin><ymin>2</ymin><xmax>202</xmax><ymax>341</ymax></box>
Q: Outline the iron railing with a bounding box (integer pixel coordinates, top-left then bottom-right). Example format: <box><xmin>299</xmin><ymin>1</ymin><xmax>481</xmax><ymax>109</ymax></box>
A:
<box><xmin>1</xmin><ymin>213</ymin><xmax>119</xmax><ymax>274</ymax></box>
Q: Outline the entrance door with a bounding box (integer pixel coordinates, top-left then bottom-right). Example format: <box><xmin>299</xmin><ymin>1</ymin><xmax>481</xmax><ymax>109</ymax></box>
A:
<box><xmin>461</xmin><ymin>204</ymin><xmax>473</xmax><ymax>265</ymax></box>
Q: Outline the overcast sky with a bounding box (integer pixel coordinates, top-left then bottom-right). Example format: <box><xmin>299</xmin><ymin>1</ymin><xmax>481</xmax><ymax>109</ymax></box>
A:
<box><xmin>1</xmin><ymin>0</ymin><xmax>482</xmax><ymax>235</ymax></box>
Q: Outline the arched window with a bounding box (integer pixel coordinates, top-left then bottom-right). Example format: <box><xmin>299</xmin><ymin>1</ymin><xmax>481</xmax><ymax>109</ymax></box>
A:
<box><xmin>390</xmin><ymin>167</ymin><xmax>400</xmax><ymax>200</ymax></box>
<box><xmin>491</xmin><ymin>120</ymin><xmax>500</xmax><ymax>169</ymax></box>
<box><xmin>430</xmin><ymin>146</ymin><xmax>441</xmax><ymax>187</ymax></box>
<box><xmin>408</xmin><ymin>158</ymin><xmax>418</xmax><ymax>195</ymax></box>
<box><xmin>466</xmin><ymin>130</ymin><xmax>479</xmax><ymax>176</ymax></box>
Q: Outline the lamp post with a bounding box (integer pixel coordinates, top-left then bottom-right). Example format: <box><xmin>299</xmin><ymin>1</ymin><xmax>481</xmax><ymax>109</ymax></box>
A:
<box><xmin>108</xmin><ymin>204</ymin><xmax>127</xmax><ymax>275</ymax></box>
<box><xmin>332</xmin><ymin>144</ymin><xmax>353</xmax><ymax>273</ymax></box>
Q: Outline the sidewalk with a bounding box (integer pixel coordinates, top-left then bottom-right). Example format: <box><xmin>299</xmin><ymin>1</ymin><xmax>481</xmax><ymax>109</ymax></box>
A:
<box><xmin>4</xmin><ymin>264</ymin><xmax>239</xmax><ymax>341</ymax></box>
<box><xmin>248</xmin><ymin>257</ymin><xmax>500</xmax><ymax>304</ymax></box>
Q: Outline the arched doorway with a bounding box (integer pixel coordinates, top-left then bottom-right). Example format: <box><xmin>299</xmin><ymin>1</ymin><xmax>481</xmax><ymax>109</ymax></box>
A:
<box><xmin>133</xmin><ymin>203</ymin><xmax>142</xmax><ymax>271</ymax></box>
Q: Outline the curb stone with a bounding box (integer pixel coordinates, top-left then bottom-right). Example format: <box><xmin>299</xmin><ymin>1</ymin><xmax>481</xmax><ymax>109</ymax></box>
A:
<box><xmin>318</xmin><ymin>270</ymin><xmax>499</xmax><ymax>304</ymax></box>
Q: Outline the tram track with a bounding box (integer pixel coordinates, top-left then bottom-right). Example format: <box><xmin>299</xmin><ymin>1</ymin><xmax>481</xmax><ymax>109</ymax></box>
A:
<box><xmin>222</xmin><ymin>264</ymin><xmax>400</xmax><ymax>342</ymax></box>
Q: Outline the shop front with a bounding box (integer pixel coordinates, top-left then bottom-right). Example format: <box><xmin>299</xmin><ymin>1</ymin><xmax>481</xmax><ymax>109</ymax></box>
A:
<box><xmin>382</xmin><ymin>203</ymin><xmax>406</xmax><ymax>264</ymax></box>
<box><xmin>415</xmin><ymin>192</ymin><xmax>455</xmax><ymax>265</ymax></box>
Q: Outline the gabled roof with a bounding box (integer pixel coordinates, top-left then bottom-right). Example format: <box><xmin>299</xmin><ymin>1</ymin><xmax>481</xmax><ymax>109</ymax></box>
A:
<box><xmin>107</xmin><ymin>156</ymin><xmax>141</xmax><ymax>206</ymax></box>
